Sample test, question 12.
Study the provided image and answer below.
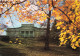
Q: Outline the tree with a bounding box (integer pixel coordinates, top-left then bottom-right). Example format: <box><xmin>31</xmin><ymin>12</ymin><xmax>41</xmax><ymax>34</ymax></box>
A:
<box><xmin>1</xmin><ymin>0</ymin><xmax>80</xmax><ymax>50</ymax></box>
<box><xmin>50</xmin><ymin>19</ymin><xmax>60</xmax><ymax>45</ymax></box>
<box><xmin>0</xmin><ymin>0</ymin><xmax>67</xmax><ymax>49</ymax></box>
<box><xmin>53</xmin><ymin>0</ymin><xmax>80</xmax><ymax>49</ymax></box>
<box><xmin>17</xmin><ymin>0</ymin><xmax>80</xmax><ymax>49</ymax></box>
<box><xmin>10</xmin><ymin>0</ymin><xmax>62</xmax><ymax>50</ymax></box>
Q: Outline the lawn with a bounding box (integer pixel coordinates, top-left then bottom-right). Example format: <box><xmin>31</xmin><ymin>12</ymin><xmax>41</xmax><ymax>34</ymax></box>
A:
<box><xmin>0</xmin><ymin>38</ymin><xmax>80</xmax><ymax>56</ymax></box>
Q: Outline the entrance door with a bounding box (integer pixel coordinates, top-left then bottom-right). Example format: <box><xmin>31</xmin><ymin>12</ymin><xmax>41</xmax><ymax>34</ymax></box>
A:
<box><xmin>26</xmin><ymin>31</ymin><xmax>29</xmax><ymax>37</ymax></box>
<box><xmin>30</xmin><ymin>31</ymin><xmax>33</xmax><ymax>37</ymax></box>
<box><xmin>21</xmin><ymin>31</ymin><xmax>24</xmax><ymax>37</ymax></box>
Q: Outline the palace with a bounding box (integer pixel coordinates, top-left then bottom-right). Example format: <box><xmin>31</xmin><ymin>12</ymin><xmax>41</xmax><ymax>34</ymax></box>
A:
<box><xmin>6</xmin><ymin>24</ymin><xmax>46</xmax><ymax>37</ymax></box>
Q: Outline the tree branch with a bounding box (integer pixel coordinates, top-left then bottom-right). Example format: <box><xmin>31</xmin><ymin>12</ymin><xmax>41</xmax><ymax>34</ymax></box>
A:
<box><xmin>54</xmin><ymin>7</ymin><xmax>72</xmax><ymax>24</ymax></box>
<box><xmin>52</xmin><ymin>0</ymin><xmax>72</xmax><ymax>24</ymax></box>
<box><xmin>0</xmin><ymin>0</ymin><xmax>27</xmax><ymax>16</ymax></box>
<box><xmin>9</xmin><ymin>15</ymin><xmax>14</xmax><ymax>27</ymax></box>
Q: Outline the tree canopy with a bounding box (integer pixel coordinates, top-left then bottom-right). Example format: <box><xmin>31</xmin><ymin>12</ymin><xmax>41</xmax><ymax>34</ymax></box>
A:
<box><xmin>0</xmin><ymin>0</ymin><xmax>80</xmax><ymax>49</ymax></box>
<box><xmin>54</xmin><ymin>0</ymin><xmax>80</xmax><ymax>49</ymax></box>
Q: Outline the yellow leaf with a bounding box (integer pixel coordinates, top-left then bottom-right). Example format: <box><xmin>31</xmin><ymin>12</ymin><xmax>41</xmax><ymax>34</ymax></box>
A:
<box><xmin>9</xmin><ymin>41</ymin><xmax>12</xmax><ymax>44</ymax></box>
<box><xmin>57</xmin><ymin>26</ymin><xmax>60</xmax><ymax>29</ymax></box>
<box><xmin>37</xmin><ymin>1</ymin><xmax>41</xmax><ymax>6</ymax></box>
<box><xmin>75</xmin><ymin>41</ymin><xmax>79</xmax><ymax>47</ymax></box>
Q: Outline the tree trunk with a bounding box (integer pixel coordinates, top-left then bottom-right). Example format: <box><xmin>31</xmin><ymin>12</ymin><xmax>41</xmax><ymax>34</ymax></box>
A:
<box><xmin>44</xmin><ymin>10</ymin><xmax>51</xmax><ymax>50</ymax></box>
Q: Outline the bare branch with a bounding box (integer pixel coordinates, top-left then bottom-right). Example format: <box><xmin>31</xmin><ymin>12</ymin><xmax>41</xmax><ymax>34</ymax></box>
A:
<box><xmin>9</xmin><ymin>15</ymin><xmax>14</xmax><ymax>27</ymax></box>
<box><xmin>0</xmin><ymin>0</ymin><xmax>27</xmax><ymax>16</ymax></box>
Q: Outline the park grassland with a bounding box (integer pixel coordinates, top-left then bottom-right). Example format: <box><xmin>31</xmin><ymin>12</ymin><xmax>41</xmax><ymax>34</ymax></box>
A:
<box><xmin>0</xmin><ymin>38</ymin><xmax>80</xmax><ymax>56</ymax></box>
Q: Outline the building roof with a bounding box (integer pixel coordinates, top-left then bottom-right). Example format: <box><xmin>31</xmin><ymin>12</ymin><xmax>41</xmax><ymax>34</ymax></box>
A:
<box><xmin>7</xmin><ymin>24</ymin><xmax>47</xmax><ymax>29</ymax></box>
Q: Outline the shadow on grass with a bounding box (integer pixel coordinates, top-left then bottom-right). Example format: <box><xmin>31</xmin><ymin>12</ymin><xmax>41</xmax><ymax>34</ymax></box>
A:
<box><xmin>27</xmin><ymin>45</ymin><xmax>80</xmax><ymax>56</ymax></box>
<box><xmin>0</xmin><ymin>44</ymin><xmax>5</xmax><ymax>47</ymax></box>
<box><xmin>0</xmin><ymin>48</ymin><xmax>26</xmax><ymax>56</ymax></box>
<box><xmin>51</xmin><ymin>46</ymin><xmax>80</xmax><ymax>56</ymax></box>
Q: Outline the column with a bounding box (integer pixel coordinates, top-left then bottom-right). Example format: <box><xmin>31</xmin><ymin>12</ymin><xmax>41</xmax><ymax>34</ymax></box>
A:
<box><xmin>33</xmin><ymin>31</ymin><xmax>34</xmax><ymax>37</ymax></box>
<box><xmin>29</xmin><ymin>31</ymin><xmax>30</xmax><ymax>37</ymax></box>
<box><xmin>24</xmin><ymin>31</ymin><xmax>26</xmax><ymax>37</ymax></box>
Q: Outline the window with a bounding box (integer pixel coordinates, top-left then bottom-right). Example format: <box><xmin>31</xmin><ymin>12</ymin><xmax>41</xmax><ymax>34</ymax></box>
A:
<box><xmin>30</xmin><ymin>31</ymin><xmax>33</xmax><ymax>37</ymax></box>
<box><xmin>21</xmin><ymin>31</ymin><xmax>24</xmax><ymax>37</ymax></box>
<box><xmin>26</xmin><ymin>31</ymin><xmax>29</xmax><ymax>34</ymax></box>
<box><xmin>30</xmin><ymin>31</ymin><xmax>33</xmax><ymax>34</ymax></box>
<box><xmin>21</xmin><ymin>31</ymin><xmax>24</xmax><ymax>34</ymax></box>
<box><xmin>26</xmin><ymin>31</ymin><xmax>29</xmax><ymax>37</ymax></box>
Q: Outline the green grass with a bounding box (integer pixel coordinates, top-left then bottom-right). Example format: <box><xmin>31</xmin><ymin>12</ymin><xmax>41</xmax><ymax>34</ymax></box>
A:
<box><xmin>0</xmin><ymin>38</ymin><xmax>80</xmax><ymax>56</ymax></box>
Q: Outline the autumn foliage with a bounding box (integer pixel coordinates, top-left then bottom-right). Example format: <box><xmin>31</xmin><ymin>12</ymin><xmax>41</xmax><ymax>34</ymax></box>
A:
<box><xmin>53</xmin><ymin>0</ymin><xmax>80</xmax><ymax>49</ymax></box>
<box><xmin>0</xmin><ymin>0</ymin><xmax>80</xmax><ymax>49</ymax></box>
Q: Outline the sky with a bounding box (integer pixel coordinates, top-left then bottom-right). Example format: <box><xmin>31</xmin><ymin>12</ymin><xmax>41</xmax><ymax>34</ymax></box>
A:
<box><xmin>0</xmin><ymin>1</ymin><xmax>64</xmax><ymax>35</ymax></box>
<box><xmin>0</xmin><ymin>4</ymin><xmax>42</xmax><ymax>35</ymax></box>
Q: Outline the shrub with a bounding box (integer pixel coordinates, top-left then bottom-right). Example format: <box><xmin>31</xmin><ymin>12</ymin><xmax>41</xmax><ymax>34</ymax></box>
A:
<box><xmin>1</xmin><ymin>36</ymin><xmax>10</xmax><ymax>42</ymax></box>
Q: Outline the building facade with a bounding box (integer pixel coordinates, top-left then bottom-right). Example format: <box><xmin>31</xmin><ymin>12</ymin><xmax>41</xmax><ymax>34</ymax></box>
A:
<box><xmin>6</xmin><ymin>24</ymin><xmax>46</xmax><ymax>37</ymax></box>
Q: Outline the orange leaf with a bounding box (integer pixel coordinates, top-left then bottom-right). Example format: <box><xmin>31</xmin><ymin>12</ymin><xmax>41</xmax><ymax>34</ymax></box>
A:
<box><xmin>4</xmin><ymin>16</ymin><xmax>7</xmax><ymax>18</ymax></box>
<box><xmin>6</xmin><ymin>22</ymin><xmax>8</xmax><ymax>24</ymax></box>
